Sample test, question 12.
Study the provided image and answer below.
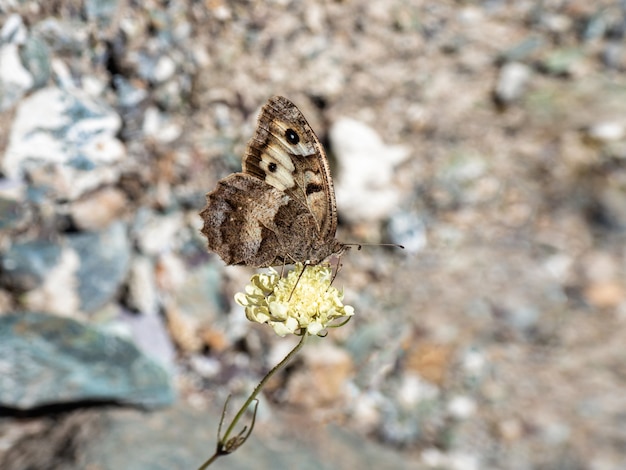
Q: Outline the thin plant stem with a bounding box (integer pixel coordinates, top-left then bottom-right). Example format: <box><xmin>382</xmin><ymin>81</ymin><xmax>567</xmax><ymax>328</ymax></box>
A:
<box><xmin>196</xmin><ymin>333</ymin><xmax>308</xmax><ymax>469</ymax></box>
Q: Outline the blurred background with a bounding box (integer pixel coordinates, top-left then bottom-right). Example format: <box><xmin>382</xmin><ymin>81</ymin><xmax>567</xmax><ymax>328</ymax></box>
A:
<box><xmin>1</xmin><ymin>1</ymin><xmax>626</xmax><ymax>469</ymax></box>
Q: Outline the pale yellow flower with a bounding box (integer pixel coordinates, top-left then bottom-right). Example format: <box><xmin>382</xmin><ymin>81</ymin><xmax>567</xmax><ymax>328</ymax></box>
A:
<box><xmin>234</xmin><ymin>263</ymin><xmax>354</xmax><ymax>337</ymax></box>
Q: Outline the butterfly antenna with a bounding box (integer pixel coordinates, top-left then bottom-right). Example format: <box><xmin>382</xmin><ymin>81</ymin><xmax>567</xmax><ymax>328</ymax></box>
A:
<box><xmin>344</xmin><ymin>243</ymin><xmax>405</xmax><ymax>251</ymax></box>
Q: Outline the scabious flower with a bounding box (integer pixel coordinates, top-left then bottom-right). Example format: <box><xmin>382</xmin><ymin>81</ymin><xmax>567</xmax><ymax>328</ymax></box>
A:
<box><xmin>234</xmin><ymin>263</ymin><xmax>354</xmax><ymax>337</ymax></box>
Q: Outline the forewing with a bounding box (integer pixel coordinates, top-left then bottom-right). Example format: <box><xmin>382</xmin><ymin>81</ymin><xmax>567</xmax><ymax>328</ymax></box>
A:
<box><xmin>242</xmin><ymin>96</ymin><xmax>338</xmax><ymax>240</ymax></box>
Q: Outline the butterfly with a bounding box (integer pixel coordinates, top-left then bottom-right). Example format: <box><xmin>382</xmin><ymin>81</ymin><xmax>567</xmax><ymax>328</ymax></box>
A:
<box><xmin>200</xmin><ymin>96</ymin><xmax>347</xmax><ymax>267</ymax></box>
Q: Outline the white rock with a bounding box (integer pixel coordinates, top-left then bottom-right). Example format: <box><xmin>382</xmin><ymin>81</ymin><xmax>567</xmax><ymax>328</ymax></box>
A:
<box><xmin>387</xmin><ymin>211</ymin><xmax>428</xmax><ymax>254</ymax></box>
<box><xmin>136</xmin><ymin>212</ymin><xmax>185</xmax><ymax>255</ymax></box>
<box><xmin>396</xmin><ymin>372</ymin><xmax>439</xmax><ymax>408</ymax></box>
<box><xmin>0</xmin><ymin>44</ymin><xmax>34</xmax><ymax>110</ymax></box>
<box><xmin>143</xmin><ymin>106</ymin><xmax>182</xmax><ymax>143</ymax></box>
<box><xmin>156</xmin><ymin>251</ymin><xmax>187</xmax><ymax>293</ymax></box>
<box><xmin>153</xmin><ymin>55</ymin><xmax>176</xmax><ymax>83</ymax></box>
<box><xmin>447</xmin><ymin>395</ymin><xmax>477</xmax><ymax>419</ymax></box>
<box><xmin>330</xmin><ymin>118</ymin><xmax>410</xmax><ymax>223</ymax></box>
<box><xmin>3</xmin><ymin>87</ymin><xmax>125</xmax><ymax>200</ymax></box>
<box><xmin>51</xmin><ymin>58</ymin><xmax>75</xmax><ymax>90</ymax></box>
<box><xmin>189</xmin><ymin>355</ymin><xmax>221</xmax><ymax>378</ymax></box>
<box><xmin>127</xmin><ymin>256</ymin><xmax>159</xmax><ymax>315</ymax></box>
<box><xmin>70</xmin><ymin>187</ymin><xmax>128</xmax><ymax>231</ymax></box>
<box><xmin>23</xmin><ymin>248</ymin><xmax>80</xmax><ymax>316</ymax></box>
<box><xmin>462</xmin><ymin>349</ymin><xmax>486</xmax><ymax>374</ymax></box>
<box><xmin>350</xmin><ymin>389</ymin><xmax>382</xmax><ymax>433</ymax></box>
<box><xmin>1</xmin><ymin>14</ymin><xmax>27</xmax><ymax>43</ymax></box>
<box><xmin>495</xmin><ymin>62</ymin><xmax>531</xmax><ymax>104</ymax></box>
<box><xmin>586</xmin><ymin>121</ymin><xmax>625</xmax><ymax>142</ymax></box>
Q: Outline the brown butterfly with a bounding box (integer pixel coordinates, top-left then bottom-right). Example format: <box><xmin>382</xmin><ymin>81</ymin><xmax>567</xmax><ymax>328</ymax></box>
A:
<box><xmin>200</xmin><ymin>96</ymin><xmax>347</xmax><ymax>267</ymax></box>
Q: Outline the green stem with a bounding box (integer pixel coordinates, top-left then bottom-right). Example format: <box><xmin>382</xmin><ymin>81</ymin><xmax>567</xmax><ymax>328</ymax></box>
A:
<box><xmin>222</xmin><ymin>333</ymin><xmax>307</xmax><ymax>442</ymax></box>
<box><xmin>196</xmin><ymin>333</ymin><xmax>308</xmax><ymax>469</ymax></box>
<box><xmin>197</xmin><ymin>453</ymin><xmax>219</xmax><ymax>469</ymax></box>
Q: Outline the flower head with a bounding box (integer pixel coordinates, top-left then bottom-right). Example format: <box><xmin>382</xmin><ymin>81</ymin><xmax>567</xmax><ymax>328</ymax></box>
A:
<box><xmin>234</xmin><ymin>263</ymin><xmax>354</xmax><ymax>337</ymax></box>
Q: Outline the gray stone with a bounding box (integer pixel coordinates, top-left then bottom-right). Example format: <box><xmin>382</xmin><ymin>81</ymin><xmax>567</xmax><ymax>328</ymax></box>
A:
<box><xmin>0</xmin><ymin>197</ymin><xmax>25</xmax><ymax>231</ymax></box>
<box><xmin>118</xmin><ymin>308</ymin><xmax>176</xmax><ymax>371</ymax></box>
<box><xmin>67</xmin><ymin>402</ymin><xmax>425</xmax><ymax>470</ymax></box>
<box><xmin>0</xmin><ymin>43</ymin><xmax>34</xmax><ymax>111</ymax></box>
<box><xmin>0</xmin><ymin>239</ymin><xmax>62</xmax><ymax>291</ymax></box>
<box><xmin>0</xmin><ymin>312</ymin><xmax>175</xmax><ymax>409</ymax></box>
<box><xmin>67</xmin><ymin>222</ymin><xmax>131</xmax><ymax>313</ymax></box>
<box><xmin>387</xmin><ymin>210</ymin><xmax>427</xmax><ymax>254</ymax></box>
<box><xmin>19</xmin><ymin>34</ymin><xmax>51</xmax><ymax>89</ymax></box>
<box><xmin>541</xmin><ymin>47</ymin><xmax>585</xmax><ymax>75</ymax></box>
<box><xmin>498</xmin><ymin>36</ymin><xmax>544</xmax><ymax>63</ymax></box>
<box><xmin>126</xmin><ymin>256</ymin><xmax>159</xmax><ymax>315</ymax></box>
<box><xmin>84</xmin><ymin>0</ymin><xmax>122</xmax><ymax>28</ymax></box>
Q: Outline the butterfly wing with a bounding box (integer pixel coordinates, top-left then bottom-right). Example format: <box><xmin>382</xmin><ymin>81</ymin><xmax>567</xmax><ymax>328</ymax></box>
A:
<box><xmin>200</xmin><ymin>173</ymin><xmax>340</xmax><ymax>266</ymax></box>
<box><xmin>200</xmin><ymin>96</ymin><xmax>345</xmax><ymax>267</ymax></box>
<box><xmin>243</xmin><ymin>96</ymin><xmax>338</xmax><ymax>241</ymax></box>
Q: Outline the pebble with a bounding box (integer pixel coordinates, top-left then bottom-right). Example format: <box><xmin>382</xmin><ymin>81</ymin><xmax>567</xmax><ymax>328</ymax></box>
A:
<box><xmin>387</xmin><ymin>210</ymin><xmax>428</xmax><ymax>254</ymax></box>
<box><xmin>0</xmin><ymin>197</ymin><xmax>25</xmax><ymax>230</ymax></box>
<box><xmin>66</xmin><ymin>221</ymin><xmax>131</xmax><ymax>313</ymax></box>
<box><xmin>69</xmin><ymin>187</ymin><xmax>128</xmax><ymax>231</ymax></box>
<box><xmin>118</xmin><ymin>307</ymin><xmax>177</xmax><ymax>370</ymax></box>
<box><xmin>84</xmin><ymin>0</ymin><xmax>123</xmax><ymax>28</ymax></box>
<box><xmin>22</xmin><ymin>247</ymin><xmax>81</xmax><ymax>316</ymax></box>
<box><xmin>19</xmin><ymin>34</ymin><xmax>51</xmax><ymax>89</ymax></box>
<box><xmin>0</xmin><ymin>239</ymin><xmax>63</xmax><ymax>292</ymax></box>
<box><xmin>135</xmin><ymin>211</ymin><xmax>185</xmax><ymax>255</ymax></box>
<box><xmin>447</xmin><ymin>395</ymin><xmax>477</xmax><ymax>419</ymax></box>
<box><xmin>0</xmin><ymin>36</ymin><xmax>34</xmax><ymax>110</ymax></box>
<box><xmin>126</xmin><ymin>255</ymin><xmax>158</xmax><ymax>315</ymax></box>
<box><xmin>285</xmin><ymin>342</ymin><xmax>354</xmax><ymax>408</ymax></box>
<box><xmin>0</xmin><ymin>311</ymin><xmax>175</xmax><ymax>409</ymax></box>
<box><xmin>584</xmin><ymin>121</ymin><xmax>625</xmax><ymax>143</ymax></box>
<box><xmin>541</xmin><ymin>47</ymin><xmax>585</xmax><ymax>75</ymax></box>
<box><xmin>494</xmin><ymin>62</ymin><xmax>532</xmax><ymax>105</ymax></box>
<box><xmin>170</xmin><ymin>262</ymin><xmax>222</xmax><ymax>324</ymax></box>
<box><xmin>330</xmin><ymin>117</ymin><xmax>410</xmax><ymax>223</ymax></box>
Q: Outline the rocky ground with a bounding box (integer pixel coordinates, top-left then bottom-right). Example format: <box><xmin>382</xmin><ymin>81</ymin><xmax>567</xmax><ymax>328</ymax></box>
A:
<box><xmin>1</xmin><ymin>1</ymin><xmax>626</xmax><ymax>469</ymax></box>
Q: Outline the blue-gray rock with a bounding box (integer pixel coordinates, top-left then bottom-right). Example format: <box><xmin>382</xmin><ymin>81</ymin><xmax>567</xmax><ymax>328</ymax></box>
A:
<box><xmin>583</xmin><ymin>9</ymin><xmax>609</xmax><ymax>42</ymax></box>
<box><xmin>0</xmin><ymin>14</ymin><xmax>34</xmax><ymax>111</ymax></box>
<box><xmin>0</xmin><ymin>312</ymin><xmax>175</xmax><ymax>409</ymax></box>
<box><xmin>113</xmin><ymin>75</ymin><xmax>148</xmax><ymax>109</ymax></box>
<box><xmin>67</xmin><ymin>222</ymin><xmax>131</xmax><ymax>313</ymax></box>
<box><xmin>0</xmin><ymin>196</ymin><xmax>26</xmax><ymax>231</ymax></box>
<box><xmin>118</xmin><ymin>308</ymin><xmax>177</xmax><ymax>371</ymax></box>
<box><xmin>32</xmin><ymin>18</ymin><xmax>90</xmax><ymax>55</ymax></box>
<box><xmin>3</xmin><ymin>86</ymin><xmax>125</xmax><ymax>201</ymax></box>
<box><xmin>84</xmin><ymin>0</ymin><xmax>122</xmax><ymax>28</ymax></box>
<box><xmin>498</xmin><ymin>36</ymin><xmax>544</xmax><ymax>63</ymax></box>
<box><xmin>18</xmin><ymin>34</ymin><xmax>52</xmax><ymax>89</ymax></box>
<box><xmin>0</xmin><ymin>239</ymin><xmax>62</xmax><ymax>291</ymax></box>
<box><xmin>387</xmin><ymin>210</ymin><xmax>427</xmax><ymax>254</ymax></box>
<box><xmin>67</xmin><ymin>402</ymin><xmax>425</xmax><ymax>470</ymax></box>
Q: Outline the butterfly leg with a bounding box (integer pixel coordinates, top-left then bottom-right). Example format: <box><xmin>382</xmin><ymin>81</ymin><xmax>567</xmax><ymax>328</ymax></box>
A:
<box><xmin>288</xmin><ymin>261</ymin><xmax>311</xmax><ymax>301</ymax></box>
<box><xmin>328</xmin><ymin>259</ymin><xmax>344</xmax><ymax>291</ymax></box>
